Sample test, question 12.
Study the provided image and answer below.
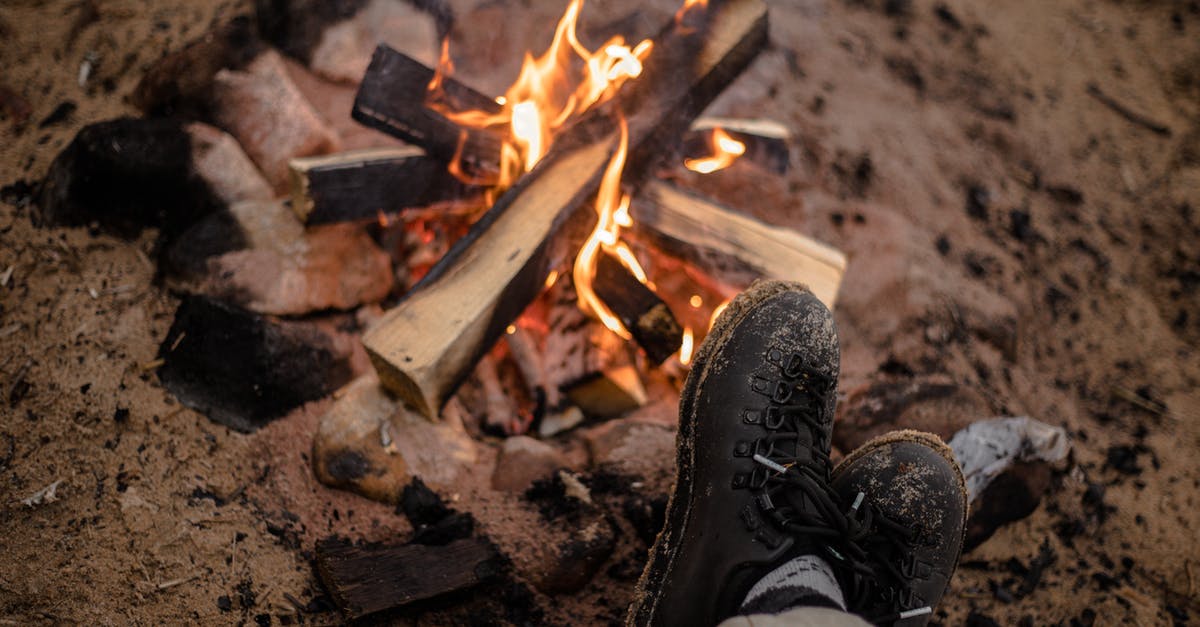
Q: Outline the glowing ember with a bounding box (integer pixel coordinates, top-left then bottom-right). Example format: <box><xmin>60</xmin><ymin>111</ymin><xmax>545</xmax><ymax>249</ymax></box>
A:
<box><xmin>685</xmin><ymin>127</ymin><xmax>747</xmax><ymax>174</ymax></box>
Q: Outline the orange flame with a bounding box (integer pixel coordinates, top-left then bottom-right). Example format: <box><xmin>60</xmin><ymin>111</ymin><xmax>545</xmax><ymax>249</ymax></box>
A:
<box><xmin>685</xmin><ymin>127</ymin><xmax>746</xmax><ymax>174</ymax></box>
<box><xmin>573</xmin><ymin>116</ymin><xmax>650</xmax><ymax>339</ymax></box>
<box><xmin>428</xmin><ymin>0</ymin><xmax>652</xmax><ymax>191</ymax></box>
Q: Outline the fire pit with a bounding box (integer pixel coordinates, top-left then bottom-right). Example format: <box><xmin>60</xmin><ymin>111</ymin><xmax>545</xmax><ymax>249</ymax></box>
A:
<box><xmin>32</xmin><ymin>0</ymin><xmax>850</xmax><ymax>619</ymax></box>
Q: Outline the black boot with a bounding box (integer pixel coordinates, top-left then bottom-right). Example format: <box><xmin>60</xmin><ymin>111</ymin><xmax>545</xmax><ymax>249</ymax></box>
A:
<box><xmin>627</xmin><ymin>280</ymin><xmax>841</xmax><ymax>626</ymax></box>
<box><xmin>830</xmin><ymin>430</ymin><xmax>968</xmax><ymax>626</ymax></box>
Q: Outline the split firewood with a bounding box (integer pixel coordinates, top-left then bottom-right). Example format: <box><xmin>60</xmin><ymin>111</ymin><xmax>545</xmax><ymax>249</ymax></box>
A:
<box><xmin>352</xmin><ymin>45</ymin><xmax>504</xmax><ymax>174</ymax></box>
<box><xmin>315</xmin><ymin>537</ymin><xmax>500</xmax><ymax>620</ymax></box>
<box><xmin>631</xmin><ymin>180</ymin><xmax>846</xmax><ymax>308</ymax></box>
<box><xmin>210</xmin><ymin>49</ymin><xmax>341</xmax><ymax>191</ymax></box>
<box><xmin>592</xmin><ymin>250</ymin><xmax>683</xmax><ymax>364</ymax></box>
<box><xmin>362</xmin><ymin>0</ymin><xmax>769</xmax><ymax>418</ymax></box>
<box><xmin>288</xmin><ymin>147</ymin><xmax>476</xmax><ymax>224</ymax></box>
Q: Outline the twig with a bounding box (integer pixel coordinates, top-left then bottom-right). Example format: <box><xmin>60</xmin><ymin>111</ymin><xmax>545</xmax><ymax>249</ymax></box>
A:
<box><xmin>1086</xmin><ymin>83</ymin><xmax>1171</xmax><ymax>136</ymax></box>
<box><xmin>1111</xmin><ymin>385</ymin><xmax>1168</xmax><ymax>417</ymax></box>
<box><xmin>156</xmin><ymin>573</ymin><xmax>200</xmax><ymax>590</ymax></box>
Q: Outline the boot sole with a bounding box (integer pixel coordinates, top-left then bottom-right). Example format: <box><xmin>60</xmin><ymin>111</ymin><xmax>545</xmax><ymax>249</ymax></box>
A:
<box><xmin>626</xmin><ymin>280</ymin><xmax>812</xmax><ymax>626</ymax></box>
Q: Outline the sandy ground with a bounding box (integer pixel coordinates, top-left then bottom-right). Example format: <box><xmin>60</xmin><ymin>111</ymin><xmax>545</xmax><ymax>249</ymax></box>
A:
<box><xmin>2</xmin><ymin>0</ymin><xmax>1199</xmax><ymax>625</ymax></box>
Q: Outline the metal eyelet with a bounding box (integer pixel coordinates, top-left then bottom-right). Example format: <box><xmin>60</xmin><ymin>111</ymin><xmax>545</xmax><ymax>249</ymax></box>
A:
<box><xmin>742</xmin><ymin>408</ymin><xmax>762</xmax><ymax>425</ymax></box>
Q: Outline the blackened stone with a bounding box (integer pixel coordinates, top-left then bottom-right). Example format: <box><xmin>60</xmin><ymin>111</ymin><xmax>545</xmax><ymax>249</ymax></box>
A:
<box><xmin>157</xmin><ymin>295</ymin><xmax>355</xmax><ymax>432</ymax></box>
<box><xmin>399</xmin><ymin>477</ymin><xmax>452</xmax><ymax>526</ymax></box>
<box><xmin>37</xmin><ymin>117</ymin><xmax>224</xmax><ymax>241</ymax></box>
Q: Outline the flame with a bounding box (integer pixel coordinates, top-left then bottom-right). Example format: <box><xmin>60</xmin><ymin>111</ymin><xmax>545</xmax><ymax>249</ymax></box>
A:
<box><xmin>428</xmin><ymin>0</ymin><xmax>652</xmax><ymax>191</ymax></box>
<box><xmin>679</xmin><ymin>326</ymin><xmax>695</xmax><ymax>365</ymax></box>
<box><xmin>573</xmin><ymin>116</ymin><xmax>648</xmax><ymax>339</ymax></box>
<box><xmin>684</xmin><ymin>127</ymin><xmax>746</xmax><ymax>174</ymax></box>
<box><xmin>426</xmin><ymin>0</ymin><xmax>711</xmax><ymax>345</ymax></box>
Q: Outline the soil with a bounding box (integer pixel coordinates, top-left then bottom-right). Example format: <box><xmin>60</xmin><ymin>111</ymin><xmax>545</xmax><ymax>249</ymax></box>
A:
<box><xmin>2</xmin><ymin>0</ymin><xmax>1199</xmax><ymax>625</ymax></box>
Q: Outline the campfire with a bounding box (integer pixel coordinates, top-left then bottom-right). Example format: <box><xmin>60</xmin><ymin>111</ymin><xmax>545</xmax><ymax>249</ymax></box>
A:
<box><xmin>34</xmin><ymin>0</ymin><xmax>852</xmax><ymax>618</ymax></box>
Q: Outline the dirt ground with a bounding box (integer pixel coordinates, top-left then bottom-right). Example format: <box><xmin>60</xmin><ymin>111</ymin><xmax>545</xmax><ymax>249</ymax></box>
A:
<box><xmin>2</xmin><ymin>0</ymin><xmax>1199</xmax><ymax>625</ymax></box>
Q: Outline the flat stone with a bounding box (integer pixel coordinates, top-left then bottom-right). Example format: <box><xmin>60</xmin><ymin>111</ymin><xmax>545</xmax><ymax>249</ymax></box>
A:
<box><xmin>157</xmin><ymin>295</ymin><xmax>361</xmax><ymax>432</ymax></box>
<box><xmin>309</xmin><ymin>0</ymin><xmax>440</xmax><ymax>84</ymax></box>
<box><xmin>834</xmin><ymin>377</ymin><xmax>990</xmax><ymax>453</ymax></box>
<box><xmin>211</xmin><ymin>50</ymin><xmax>340</xmax><ymax>190</ymax></box>
<box><xmin>581</xmin><ymin>418</ymin><xmax>676</xmax><ymax>478</ymax></box>
<box><xmin>166</xmin><ymin>201</ymin><xmax>393</xmax><ymax>316</ymax></box>
<box><xmin>185</xmin><ymin>122</ymin><xmax>273</xmax><ymax>204</ymax></box>
<box><xmin>491</xmin><ymin>436</ymin><xmax>567</xmax><ymax>492</ymax></box>
<box><xmin>313</xmin><ymin>373</ymin><xmax>478</xmax><ymax>502</ymax></box>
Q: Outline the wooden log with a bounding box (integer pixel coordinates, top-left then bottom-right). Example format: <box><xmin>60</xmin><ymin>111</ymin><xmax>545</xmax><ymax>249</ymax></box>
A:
<box><xmin>592</xmin><ymin>250</ymin><xmax>683</xmax><ymax>364</ymax></box>
<box><xmin>288</xmin><ymin>147</ymin><xmax>476</xmax><ymax>224</ymax></box>
<box><xmin>351</xmin><ymin>46</ymin><xmax>504</xmax><ymax>174</ymax></box>
<box><xmin>362</xmin><ymin>0</ymin><xmax>769</xmax><ymax>418</ymax></box>
<box><xmin>631</xmin><ymin>180</ymin><xmax>846</xmax><ymax>307</ymax></box>
<box><xmin>315</xmin><ymin>537</ymin><xmax>500</xmax><ymax>620</ymax></box>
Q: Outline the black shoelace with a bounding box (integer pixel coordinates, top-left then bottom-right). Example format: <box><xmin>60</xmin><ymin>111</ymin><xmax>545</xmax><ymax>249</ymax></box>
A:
<box><xmin>749</xmin><ymin>361</ymin><xmax>931</xmax><ymax>625</ymax></box>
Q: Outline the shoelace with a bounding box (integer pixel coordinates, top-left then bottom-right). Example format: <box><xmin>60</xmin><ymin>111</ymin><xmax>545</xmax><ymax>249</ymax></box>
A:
<box><xmin>749</xmin><ymin>360</ymin><xmax>932</xmax><ymax>625</ymax></box>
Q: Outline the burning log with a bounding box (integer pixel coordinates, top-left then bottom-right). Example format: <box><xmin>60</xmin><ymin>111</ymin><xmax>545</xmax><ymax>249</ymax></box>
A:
<box><xmin>632</xmin><ymin>180</ymin><xmax>846</xmax><ymax>307</ymax></box>
<box><xmin>362</xmin><ymin>0</ymin><xmax>769</xmax><ymax>418</ymax></box>
<box><xmin>315</xmin><ymin>537</ymin><xmax>500</xmax><ymax>620</ymax></box>
<box><xmin>351</xmin><ymin>46</ymin><xmax>504</xmax><ymax>173</ymax></box>
<box><xmin>288</xmin><ymin>147</ymin><xmax>477</xmax><ymax>224</ymax></box>
<box><xmin>592</xmin><ymin>250</ymin><xmax>683</xmax><ymax>364</ymax></box>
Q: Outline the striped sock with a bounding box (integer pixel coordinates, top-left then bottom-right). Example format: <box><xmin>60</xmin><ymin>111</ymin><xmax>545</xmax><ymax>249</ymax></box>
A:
<box><xmin>740</xmin><ymin>554</ymin><xmax>846</xmax><ymax>615</ymax></box>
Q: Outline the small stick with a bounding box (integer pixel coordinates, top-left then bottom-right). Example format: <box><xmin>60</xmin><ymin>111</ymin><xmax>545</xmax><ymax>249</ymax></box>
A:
<box><xmin>1085</xmin><ymin>83</ymin><xmax>1171</xmax><ymax>137</ymax></box>
<box><xmin>157</xmin><ymin>574</ymin><xmax>200</xmax><ymax>590</ymax></box>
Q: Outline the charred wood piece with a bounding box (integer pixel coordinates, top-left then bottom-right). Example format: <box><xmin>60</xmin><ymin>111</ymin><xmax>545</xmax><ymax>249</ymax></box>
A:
<box><xmin>684</xmin><ymin>116</ymin><xmax>791</xmax><ymax>174</ymax></box>
<box><xmin>592</xmin><ymin>250</ymin><xmax>683</xmax><ymax>364</ymax></box>
<box><xmin>288</xmin><ymin>147</ymin><xmax>477</xmax><ymax>224</ymax></box>
<box><xmin>315</xmin><ymin>537</ymin><xmax>500</xmax><ymax>620</ymax></box>
<box><xmin>351</xmin><ymin>46</ymin><xmax>504</xmax><ymax>173</ymax></box>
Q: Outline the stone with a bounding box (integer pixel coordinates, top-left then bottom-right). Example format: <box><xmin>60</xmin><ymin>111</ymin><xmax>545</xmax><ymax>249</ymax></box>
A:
<box><xmin>308</xmin><ymin>0</ymin><xmax>440</xmax><ymax>84</ymax></box>
<box><xmin>37</xmin><ymin>117</ymin><xmax>221</xmax><ymax>239</ymax></box>
<box><xmin>157</xmin><ymin>295</ymin><xmax>363</xmax><ymax>432</ymax></box>
<box><xmin>211</xmin><ymin>50</ymin><xmax>340</xmax><ymax>190</ymax></box>
<box><xmin>491</xmin><ymin>436</ymin><xmax>567</xmax><ymax>492</ymax></box>
<box><xmin>581</xmin><ymin>418</ymin><xmax>676</xmax><ymax>478</ymax></box>
<box><xmin>313</xmin><ymin>373</ymin><xmax>478</xmax><ymax>502</ymax></box>
<box><xmin>185</xmin><ymin>122</ymin><xmax>274</xmax><ymax>204</ymax></box>
<box><xmin>165</xmin><ymin>201</ymin><xmax>393</xmax><ymax>316</ymax></box>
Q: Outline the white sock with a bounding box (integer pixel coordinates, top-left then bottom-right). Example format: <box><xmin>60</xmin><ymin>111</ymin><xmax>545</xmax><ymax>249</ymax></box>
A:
<box><xmin>740</xmin><ymin>554</ymin><xmax>846</xmax><ymax>615</ymax></box>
